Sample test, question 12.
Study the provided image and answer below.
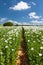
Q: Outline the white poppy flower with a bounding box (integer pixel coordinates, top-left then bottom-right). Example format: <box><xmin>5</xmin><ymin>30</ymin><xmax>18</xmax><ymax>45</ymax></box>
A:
<box><xmin>40</xmin><ymin>47</ymin><xmax>43</xmax><ymax>49</ymax></box>
<box><xmin>39</xmin><ymin>53</ymin><xmax>42</xmax><ymax>56</ymax></box>
<box><xmin>12</xmin><ymin>49</ymin><xmax>14</xmax><ymax>51</ymax></box>
<box><xmin>31</xmin><ymin>48</ymin><xmax>34</xmax><ymax>50</ymax></box>
<box><xmin>0</xmin><ymin>52</ymin><xmax>3</xmax><ymax>55</ymax></box>
<box><xmin>5</xmin><ymin>40</ymin><xmax>8</xmax><ymax>43</ymax></box>
<box><xmin>5</xmin><ymin>46</ymin><xmax>8</xmax><ymax>48</ymax></box>
<box><xmin>28</xmin><ymin>40</ymin><xmax>30</xmax><ymax>42</ymax></box>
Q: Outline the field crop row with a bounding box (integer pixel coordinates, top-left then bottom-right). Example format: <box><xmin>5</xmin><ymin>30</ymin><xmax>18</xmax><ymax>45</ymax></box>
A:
<box><xmin>0</xmin><ymin>26</ymin><xmax>43</xmax><ymax>65</ymax></box>
<box><xmin>24</xmin><ymin>26</ymin><xmax>43</xmax><ymax>65</ymax></box>
<box><xmin>0</xmin><ymin>27</ymin><xmax>22</xmax><ymax>65</ymax></box>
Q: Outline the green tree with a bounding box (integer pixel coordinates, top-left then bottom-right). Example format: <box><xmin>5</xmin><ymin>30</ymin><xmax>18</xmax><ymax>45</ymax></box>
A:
<box><xmin>3</xmin><ymin>22</ymin><xmax>14</xmax><ymax>26</ymax></box>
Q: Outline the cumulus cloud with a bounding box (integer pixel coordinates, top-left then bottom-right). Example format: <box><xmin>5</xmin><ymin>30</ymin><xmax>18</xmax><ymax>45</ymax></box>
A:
<box><xmin>22</xmin><ymin>22</ymin><xmax>30</xmax><ymax>25</ymax></box>
<box><xmin>7</xmin><ymin>20</ymin><xmax>30</xmax><ymax>25</ymax></box>
<box><xmin>29</xmin><ymin>12</ymin><xmax>41</xmax><ymax>19</ymax></box>
<box><xmin>41</xmin><ymin>18</ymin><xmax>43</xmax><ymax>21</ymax></box>
<box><xmin>7</xmin><ymin>20</ymin><xmax>14</xmax><ymax>22</ymax></box>
<box><xmin>7</xmin><ymin>20</ymin><xmax>21</xmax><ymax>25</ymax></box>
<box><xmin>0</xmin><ymin>18</ymin><xmax>6</xmax><ymax>22</ymax></box>
<box><xmin>9</xmin><ymin>1</ymin><xmax>31</xmax><ymax>10</ymax></box>
<box><xmin>31</xmin><ymin>20</ymin><xmax>43</xmax><ymax>24</ymax></box>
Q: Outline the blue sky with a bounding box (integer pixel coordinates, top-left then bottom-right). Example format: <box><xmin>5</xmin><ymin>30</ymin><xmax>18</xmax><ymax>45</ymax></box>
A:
<box><xmin>0</xmin><ymin>0</ymin><xmax>43</xmax><ymax>24</ymax></box>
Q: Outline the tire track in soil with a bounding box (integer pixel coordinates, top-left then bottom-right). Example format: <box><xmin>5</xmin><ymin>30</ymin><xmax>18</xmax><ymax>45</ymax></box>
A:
<box><xmin>16</xmin><ymin>27</ymin><xmax>30</xmax><ymax>65</ymax></box>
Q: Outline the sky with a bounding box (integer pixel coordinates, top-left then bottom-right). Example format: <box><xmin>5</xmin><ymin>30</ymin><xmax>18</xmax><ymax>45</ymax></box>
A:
<box><xmin>0</xmin><ymin>0</ymin><xmax>43</xmax><ymax>24</ymax></box>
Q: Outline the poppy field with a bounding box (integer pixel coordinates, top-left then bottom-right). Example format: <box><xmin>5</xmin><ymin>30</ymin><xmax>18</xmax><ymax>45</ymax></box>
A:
<box><xmin>0</xmin><ymin>26</ymin><xmax>43</xmax><ymax>65</ymax></box>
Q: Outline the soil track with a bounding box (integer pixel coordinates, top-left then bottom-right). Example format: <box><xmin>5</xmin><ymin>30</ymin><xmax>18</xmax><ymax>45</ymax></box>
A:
<box><xmin>16</xmin><ymin>27</ymin><xmax>30</xmax><ymax>65</ymax></box>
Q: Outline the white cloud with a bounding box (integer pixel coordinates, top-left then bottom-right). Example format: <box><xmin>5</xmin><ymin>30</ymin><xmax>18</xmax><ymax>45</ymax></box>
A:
<box><xmin>32</xmin><ymin>2</ymin><xmax>36</xmax><ymax>5</ymax></box>
<box><xmin>22</xmin><ymin>22</ymin><xmax>30</xmax><ymax>25</ymax></box>
<box><xmin>7</xmin><ymin>20</ymin><xmax>14</xmax><ymax>22</ymax></box>
<box><xmin>14</xmin><ymin>21</ymin><xmax>18</xmax><ymax>24</ymax></box>
<box><xmin>7</xmin><ymin>20</ymin><xmax>30</xmax><ymax>25</ymax></box>
<box><xmin>31</xmin><ymin>20</ymin><xmax>43</xmax><ymax>24</ymax></box>
<box><xmin>9</xmin><ymin>1</ymin><xmax>31</xmax><ymax>10</ymax></box>
<box><xmin>7</xmin><ymin>20</ymin><xmax>21</xmax><ymax>24</ymax></box>
<box><xmin>41</xmin><ymin>18</ymin><xmax>43</xmax><ymax>21</ymax></box>
<box><xmin>0</xmin><ymin>18</ymin><xmax>6</xmax><ymax>22</ymax></box>
<box><xmin>29</xmin><ymin>12</ymin><xmax>41</xmax><ymax>19</ymax></box>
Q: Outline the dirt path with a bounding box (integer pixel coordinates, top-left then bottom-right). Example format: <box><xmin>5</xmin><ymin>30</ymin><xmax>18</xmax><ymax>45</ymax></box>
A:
<box><xmin>16</xmin><ymin>27</ymin><xmax>30</xmax><ymax>65</ymax></box>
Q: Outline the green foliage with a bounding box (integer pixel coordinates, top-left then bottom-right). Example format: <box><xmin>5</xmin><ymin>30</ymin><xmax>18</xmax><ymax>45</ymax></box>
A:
<box><xmin>3</xmin><ymin>22</ymin><xmax>14</xmax><ymax>26</ymax></box>
<box><xmin>15</xmin><ymin>24</ymin><xmax>19</xmax><ymax>26</ymax></box>
<box><xmin>0</xmin><ymin>27</ymin><xmax>21</xmax><ymax>65</ymax></box>
<box><xmin>0</xmin><ymin>26</ymin><xmax>43</xmax><ymax>65</ymax></box>
<box><xmin>25</xmin><ymin>28</ymin><xmax>43</xmax><ymax>65</ymax></box>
